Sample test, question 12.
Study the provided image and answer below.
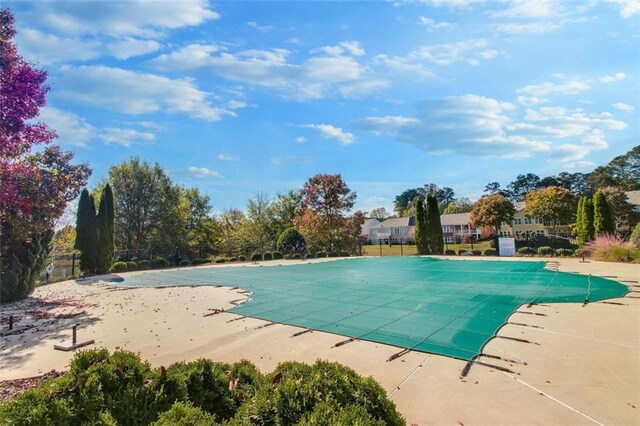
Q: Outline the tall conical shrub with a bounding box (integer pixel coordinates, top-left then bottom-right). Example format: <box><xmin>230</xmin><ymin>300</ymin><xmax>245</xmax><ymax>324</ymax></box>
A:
<box><xmin>593</xmin><ymin>190</ymin><xmax>614</xmax><ymax>236</ymax></box>
<box><xmin>425</xmin><ymin>194</ymin><xmax>444</xmax><ymax>254</ymax></box>
<box><xmin>584</xmin><ymin>198</ymin><xmax>594</xmax><ymax>240</ymax></box>
<box><xmin>75</xmin><ymin>189</ymin><xmax>98</xmax><ymax>273</ymax></box>
<box><xmin>414</xmin><ymin>197</ymin><xmax>428</xmax><ymax>255</ymax></box>
<box><xmin>576</xmin><ymin>196</ymin><xmax>587</xmax><ymax>245</ymax></box>
<box><xmin>96</xmin><ymin>184</ymin><xmax>115</xmax><ymax>273</ymax></box>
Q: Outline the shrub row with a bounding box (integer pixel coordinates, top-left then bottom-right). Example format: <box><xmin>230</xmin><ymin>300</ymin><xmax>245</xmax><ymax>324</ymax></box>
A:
<box><xmin>249</xmin><ymin>251</ymin><xmax>352</xmax><ymax>262</ymax></box>
<box><xmin>110</xmin><ymin>258</ymin><xmax>168</xmax><ymax>273</ymax></box>
<box><xmin>0</xmin><ymin>349</ymin><xmax>404</xmax><ymax>426</ymax></box>
<box><xmin>516</xmin><ymin>247</ymin><xmax>576</xmax><ymax>257</ymax></box>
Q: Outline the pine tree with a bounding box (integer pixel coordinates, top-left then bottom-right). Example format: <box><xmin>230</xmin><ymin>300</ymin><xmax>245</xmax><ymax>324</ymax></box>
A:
<box><xmin>413</xmin><ymin>197</ymin><xmax>428</xmax><ymax>255</ymax></box>
<box><xmin>593</xmin><ymin>190</ymin><xmax>614</xmax><ymax>236</ymax></box>
<box><xmin>75</xmin><ymin>189</ymin><xmax>98</xmax><ymax>273</ymax></box>
<box><xmin>584</xmin><ymin>198</ymin><xmax>594</xmax><ymax>241</ymax></box>
<box><xmin>575</xmin><ymin>196</ymin><xmax>587</xmax><ymax>245</ymax></box>
<box><xmin>96</xmin><ymin>184</ymin><xmax>115</xmax><ymax>273</ymax></box>
<box><xmin>425</xmin><ymin>194</ymin><xmax>444</xmax><ymax>254</ymax></box>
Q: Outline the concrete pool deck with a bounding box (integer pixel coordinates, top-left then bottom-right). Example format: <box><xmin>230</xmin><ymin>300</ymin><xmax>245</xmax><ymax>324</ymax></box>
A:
<box><xmin>1</xmin><ymin>256</ymin><xmax>638</xmax><ymax>424</ymax></box>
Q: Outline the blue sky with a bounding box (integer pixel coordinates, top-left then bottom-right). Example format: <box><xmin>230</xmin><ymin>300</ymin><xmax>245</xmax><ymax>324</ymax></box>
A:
<box><xmin>11</xmin><ymin>0</ymin><xmax>640</xmax><ymax>214</ymax></box>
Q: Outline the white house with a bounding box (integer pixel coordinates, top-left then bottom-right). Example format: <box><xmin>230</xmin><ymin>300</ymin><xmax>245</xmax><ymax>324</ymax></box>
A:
<box><xmin>361</xmin><ymin>218</ymin><xmax>381</xmax><ymax>240</ymax></box>
<box><xmin>368</xmin><ymin>216</ymin><xmax>415</xmax><ymax>244</ymax></box>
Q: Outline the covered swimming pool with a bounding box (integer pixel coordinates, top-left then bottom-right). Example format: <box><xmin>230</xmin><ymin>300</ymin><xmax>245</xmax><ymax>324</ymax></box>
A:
<box><xmin>113</xmin><ymin>257</ymin><xmax>628</xmax><ymax>361</ymax></box>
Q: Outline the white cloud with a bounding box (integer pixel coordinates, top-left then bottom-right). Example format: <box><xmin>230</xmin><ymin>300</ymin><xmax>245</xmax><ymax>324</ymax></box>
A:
<box><xmin>38</xmin><ymin>106</ymin><xmax>95</xmax><ymax>147</ymax></box>
<box><xmin>492</xmin><ymin>22</ymin><xmax>560</xmax><ymax>34</ymax></box>
<box><xmin>247</xmin><ymin>21</ymin><xmax>274</xmax><ymax>32</ymax></box>
<box><xmin>16</xmin><ymin>28</ymin><xmax>102</xmax><ymax>65</ymax></box>
<box><xmin>271</xmin><ymin>156</ymin><xmax>313</xmax><ymax>165</ymax></box>
<box><xmin>30</xmin><ymin>0</ymin><xmax>219</xmax><ymax>37</ymax></box>
<box><xmin>106</xmin><ymin>38</ymin><xmax>162</xmax><ymax>60</ymax></box>
<box><xmin>225</xmin><ymin>100</ymin><xmax>248</xmax><ymax>110</ymax></box>
<box><xmin>517</xmin><ymin>96</ymin><xmax>548</xmax><ymax>106</ymax></box>
<box><xmin>218</xmin><ymin>153</ymin><xmax>240</xmax><ymax>162</ymax></box>
<box><xmin>517</xmin><ymin>79</ymin><xmax>591</xmax><ymax>97</ymax></box>
<box><xmin>302</xmin><ymin>124</ymin><xmax>355</xmax><ymax>145</ymax></box>
<box><xmin>354</xmin><ymin>94</ymin><xmax>625</xmax><ymax>161</ymax></box>
<box><xmin>100</xmin><ymin>127</ymin><xmax>155</xmax><ymax>147</ymax></box>
<box><xmin>148</xmin><ymin>42</ymin><xmax>381</xmax><ymax>101</ymax></box>
<box><xmin>418</xmin><ymin>16</ymin><xmax>455</xmax><ymax>29</ymax></box>
<box><xmin>492</xmin><ymin>0</ymin><xmax>559</xmax><ymax>18</ymax></box>
<box><xmin>393</xmin><ymin>0</ymin><xmax>483</xmax><ymax>7</ymax></box>
<box><xmin>607</xmin><ymin>0</ymin><xmax>640</xmax><ymax>18</ymax></box>
<box><xmin>599</xmin><ymin>72</ymin><xmax>626</xmax><ymax>83</ymax></box>
<box><xmin>612</xmin><ymin>102</ymin><xmax>635</xmax><ymax>112</ymax></box>
<box><xmin>411</xmin><ymin>39</ymin><xmax>494</xmax><ymax>66</ymax></box>
<box><xmin>295</xmin><ymin>137</ymin><xmax>307</xmax><ymax>144</ymax></box>
<box><xmin>565</xmin><ymin>160</ymin><xmax>597</xmax><ymax>170</ymax></box>
<box><xmin>188</xmin><ymin>167</ymin><xmax>224</xmax><ymax>178</ymax></box>
<box><xmin>57</xmin><ymin>65</ymin><xmax>233</xmax><ymax>121</ymax></box>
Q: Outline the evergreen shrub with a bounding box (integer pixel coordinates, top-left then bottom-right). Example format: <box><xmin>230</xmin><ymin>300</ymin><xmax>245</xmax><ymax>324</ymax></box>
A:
<box><xmin>110</xmin><ymin>262</ymin><xmax>127</xmax><ymax>273</ymax></box>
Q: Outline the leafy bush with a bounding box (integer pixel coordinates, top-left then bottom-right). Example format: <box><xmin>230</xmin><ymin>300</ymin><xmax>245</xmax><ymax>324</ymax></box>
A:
<box><xmin>305</xmin><ymin>253</ymin><xmax>315</xmax><ymax>259</ymax></box>
<box><xmin>316</xmin><ymin>251</ymin><xmax>327</xmax><ymax>258</ymax></box>
<box><xmin>238</xmin><ymin>255</ymin><xmax>246</xmax><ymax>262</ymax></box>
<box><xmin>276</xmin><ymin>227</ymin><xmax>306</xmax><ymax>254</ymax></box>
<box><xmin>263</xmin><ymin>252</ymin><xmax>273</xmax><ymax>261</ymax></box>
<box><xmin>457</xmin><ymin>250</ymin><xmax>469</xmax><ymax>255</ymax></box>
<box><xmin>537</xmin><ymin>246</ymin><xmax>554</xmax><ymax>256</ymax></box>
<box><xmin>151</xmin><ymin>258</ymin><xmax>167</xmax><ymax>268</ymax></box>
<box><xmin>471</xmin><ymin>250</ymin><xmax>482</xmax><ymax>256</ymax></box>
<box><xmin>483</xmin><ymin>248</ymin><xmax>497</xmax><ymax>256</ymax></box>
<box><xmin>517</xmin><ymin>247</ymin><xmax>536</xmax><ymax>256</ymax></box>
<box><xmin>340</xmin><ymin>251</ymin><xmax>350</xmax><ymax>257</ymax></box>
<box><xmin>228</xmin><ymin>256</ymin><xmax>238</xmax><ymax>262</ymax></box>
<box><xmin>152</xmin><ymin>402</ymin><xmax>217</xmax><ymax>426</ymax></box>
<box><xmin>110</xmin><ymin>262</ymin><xmax>127</xmax><ymax>273</ymax></box>
<box><xmin>272</xmin><ymin>251</ymin><xmax>283</xmax><ymax>260</ymax></box>
<box><xmin>292</xmin><ymin>253</ymin><xmax>301</xmax><ymax>259</ymax></box>
<box><xmin>250</xmin><ymin>252</ymin><xmax>262</xmax><ymax>262</ymax></box>
<box><xmin>138</xmin><ymin>260</ymin><xmax>151</xmax><ymax>269</ymax></box>
<box><xmin>215</xmin><ymin>258</ymin><xmax>226</xmax><ymax>264</ymax></box>
<box><xmin>179</xmin><ymin>260</ymin><xmax>190</xmax><ymax>267</ymax></box>
<box><xmin>555</xmin><ymin>248</ymin><xmax>573</xmax><ymax>257</ymax></box>
<box><xmin>126</xmin><ymin>261</ymin><xmax>137</xmax><ymax>270</ymax></box>
<box><xmin>631</xmin><ymin>222</ymin><xmax>640</xmax><ymax>248</ymax></box>
<box><xmin>574</xmin><ymin>248</ymin><xmax>588</xmax><ymax>258</ymax></box>
<box><xmin>586</xmin><ymin>234</ymin><xmax>640</xmax><ymax>263</ymax></box>
<box><xmin>191</xmin><ymin>258</ymin><xmax>205</xmax><ymax>265</ymax></box>
<box><xmin>0</xmin><ymin>351</ymin><xmax>403</xmax><ymax>426</ymax></box>
<box><xmin>328</xmin><ymin>251</ymin><xmax>339</xmax><ymax>257</ymax></box>
<box><xmin>444</xmin><ymin>249</ymin><xmax>456</xmax><ymax>255</ymax></box>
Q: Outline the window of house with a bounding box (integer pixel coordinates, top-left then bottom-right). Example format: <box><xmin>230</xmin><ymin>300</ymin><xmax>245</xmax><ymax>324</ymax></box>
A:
<box><xmin>535</xmin><ymin>218</ymin><xmax>543</xmax><ymax>224</ymax></box>
<box><xmin>524</xmin><ymin>217</ymin><xmax>532</xmax><ymax>225</ymax></box>
<box><xmin>513</xmin><ymin>218</ymin><xmax>522</xmax><ymax>225</ymax></box>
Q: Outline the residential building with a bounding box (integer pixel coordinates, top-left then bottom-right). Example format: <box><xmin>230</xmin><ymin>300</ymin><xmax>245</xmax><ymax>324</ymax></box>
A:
<box><xmin>440</xmin><ymin>212</ymin><xmax>486</xmax><ymax>244</ymax></box>
<box><xmin>368</xmin><ymin>216</ymin><xmax>415</xmax><ymax>244</ymax></box>
<box><xmin>498</xmin><ymin>202</ymin><xmax>569</xmax><ymax>239</ymax></box>
<box><xmin>625</xmin><ymin>190</ymin><xmax>640</xmax><ymax>212</ymax></box>
<box><xmin>360</xmin><ymin>218</ymin><xmax>381</xmax><ymax>240</ymax></box>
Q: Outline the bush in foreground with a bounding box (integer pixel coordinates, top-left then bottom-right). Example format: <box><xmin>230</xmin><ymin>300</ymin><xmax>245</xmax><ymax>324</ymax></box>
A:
<box><xmin>483</xmin><ymin>248</ymin><xmax>497</xmax><ymax>256</ymax></box>
<box><xmin>631</xmin><ymin>222</ymin><xmax>640</xmax><ymax>248</ymax></box>
<box><xmin>516</xmin><ymin>247</ymin><xmax>536</xmax><ymax>256</ymax></box>
<box><xmin>537</xmin><ymin>246</ymin><xmax>554</xmax><ymax>256</ymax></box>
<box><xmin>110</xmin><ymin>262</ymin><xmax>127</xmax><ymax>273</ymax></box>
<box><xmin>250</xmin><ymin>252</ymin><xmax>262</xmax><ymax>262</ymax></box>
<box><xmin>263</xmin><ymin>252</ymin><xmax>273</xmax><ymax>261</ymax></box>
<box><xmin>586</xmin><ymin>234</ymin><xmax>640</xmax><ymax>263</ymax></box>
<box><xmin>0</xmin><ymin>350</ymin><xmax>404</xmax><ymax>426</ymax></box>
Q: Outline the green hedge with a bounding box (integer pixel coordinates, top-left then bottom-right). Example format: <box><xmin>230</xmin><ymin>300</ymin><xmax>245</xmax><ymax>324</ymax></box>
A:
<box><xmin>537</xmin><ymin>246</ymin><xmax>554</xmax><ymax>256</ymax></box>
<box><xmin>179</xmin><ymin>260</ymin><xmax>190</xmax><ymax>267</ymax></box>
<box><xmin>263</xmin><ymin>252</ymin><xmax>273</xmax><ymax>261</ymax></box>
<box><xmin>483</xmin><ymin>248</ymin><xmax>497</xmax><ymax>256</ymax></box>
<box><xmin>444</xmin><ymin>249</ymin><xmax>456</xmax><ymax>255</ymax></box>
<box><xmin>316</xmin><ymin>251</ymin><xmax>327</xmax><ymax>258</ymax></box>
<box><xmin>0</xmin><ymin>350</ymin><xmax>404</xmax><ymax>426</ymax></box>
<box><xmin>125</xmin><ymin>261</ymin><xmax>137</xmax><ymax>270</ymax></box>
<box><xmin>555</xmin><ymin>248</ymin><xmax>573</xmax><ymax>257</ymax></box>
<box><xmin>305</xmin><ymin>253</ymin><xmax>315</xmax><ymax>259</ymax></box>
<box><xmin>151</xmin><ymin>258</ymin><xmax>167</xmax><ymax>268</ymax></box>
<box><xmin>517</xmin><ymin>247</ymin><xmax>536</xmax><ymax>255</ymax></box>
<box><xmin>272</xmin><ymin>251</ymin><xmax>283</xmax><ymax>260</ymax></box>
<box><xmin>138</xmin><ymin>260</ymin><xmax>151</xmax><ymax>269</ymax></box>
<box><xmin>110</xmin><ymin>262</ymin><xmax>127</xmax><ymax>273</ymax></box>
<box><xmin>251</xmin><ymin>252</ymin><xmax>262</xmax><ymax>262</ymax></box>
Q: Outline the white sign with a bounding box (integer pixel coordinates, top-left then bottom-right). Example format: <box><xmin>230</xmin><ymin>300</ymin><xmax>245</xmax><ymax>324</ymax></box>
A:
<box><xmin>498</xmin><ymin>237</ymin><xmax>516</xmax><ymax>257</ymax></box>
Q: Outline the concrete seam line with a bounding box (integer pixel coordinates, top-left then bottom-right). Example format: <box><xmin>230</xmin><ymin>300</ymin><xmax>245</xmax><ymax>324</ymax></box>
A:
<box><xmin>502</xmin><ymin>372</ymin><xmax>605</xmax><ymax>426</ymax></box>
<box><xmin>531</xmin><ymin>328</ymin><xmax>639</xmax><ymax>349</ymax></box>
<box><xmin>389</xmin><ymin>355</ymin><xmax>431</xmax><ymax>399</ymax></box>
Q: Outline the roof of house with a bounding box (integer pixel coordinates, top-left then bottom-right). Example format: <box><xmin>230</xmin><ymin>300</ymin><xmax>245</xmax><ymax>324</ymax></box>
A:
<box><xmin>372</xmin><ymin>216</ymin><xmax>415</xmax><ymax>229</ymax></box>
<box><xmin>625</xmin><ymin>190</ymin><xmax>640</xmax><ymax>207</ymax></box>
<box><xmin>439</xmin><ymin>212</ymin><xmax>472</xmax><ymax>226</ymax></box>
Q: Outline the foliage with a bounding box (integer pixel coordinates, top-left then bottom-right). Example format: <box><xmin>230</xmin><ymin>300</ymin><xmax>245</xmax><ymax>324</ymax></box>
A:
<box><xmin>74</xmin><ymin>189</ymin><xmax>98</xmax><ymax>273</ymax></box>
<box><xmin>516</xmin><ymin>247</ymin><xmax>536</xmax><ymax>255</ymax></box>
<box><xmin>340</xmin><ymin>251</ymin><xmax>350</xmax><ymax>257</ymax></box>
<box><xmin>138</xmin><ymin>260</ymin><xmax>151</xmax><ymax>269</ymax></box>
<box><xmin>575</xmin><ymin>196</ymin><xmax>594</xmax><ymax>245</ymax></box>
<box><xmin>593</xmin><ymin>190</ymin><xmax>615</xmax><ymax>236</ymax></box>
<box><xmin>110</xmin><ymin>262</ymin><xmax>127</xmax><ymax>273</ymax></box>
<box><xmin>369</xmin><ymin>207</ymin><xmax>390</xmax><ymax>220</ymax></box>
<box><xmin>251</xmin><ymin>252</ymin><xmax>263</xmax><ymax>262</ymax></box>
<box><xmin>215</xmin><ymin>258</ymin><xmax>225</xmax><ymax>263</ymax></box>
<box><xmin>1</xmin><ymin>230</ymin><xmax>53</xmax><ymax>303</ymax></box>
<box><xmin>555</xmin><ymin>248</ymin><xmax>574</xmax><ymax>257</ymax></box>
<box><xmin>483</xmin><ymin>248</ymin><xmax>497</xmax><ymax>256</ymax></box>
<box><xmin>305</xmin><ymin>253</ymin><xmax>315</xmax><ymax>259</ymax></box>
<box><xmin>413</xmin><ymin>197</ymin><xmax>428</xmax><ymax>255</ymax></box>
<box><xmin>393</xmin><ymin>188</ymin><xmax>423</xmax><ymax>216</ymax></box>
<box><xmin>537</xmin><ymin>246</ymin><xmax>554</xmax><ymax>256</ymax></box>
<box><xmin>599</xmin><ymin>186</ymin><xmax>638</xmax><ymax>233</ymax></box>
<box><xmin>507</xmin><ymin>173</ymin><xmax>540</xmax><ymax>202</ymax></box>
<box><xmin>585</xmin><ymin>234</ymin><xmax>640</xmax><ymax>263</ymax></box>
<box><xmin>471</xmin><ymin>250</ymin><xmax>482</xmax><ymax>256</ymax></box>
<box><xmin>152</xmin><ymin>402</ymin><xmax>218</xmax><ymax>426</ymax></box>
<box><xmin>425</xmin><ymin>194</ymin><xmax>444</xmax><ymax>254</ymax></box>
<box><xmin>442</xmin><ymin>197</ymin><xmax>474</xmax><ymax>214</ymax></box>
<box><xmin>125</xmin><ymin>261</ymin><xmax>137</xmax><ymax>270</ymax></box>
<box><xmin>0</xmin><ymin>351</ymin><xmax>402</xmax><ymax>426</ymax></box>
<box><xmin>276</xmin><ymin>227</ymin><xmax>306</xmax><ymax>254</ymax></box>
<box><xmin>445</xmin><ymin>249</ymin><xmax>456</xmax><ymax>255</ymax></box>
<box><xmin>272</xmin><ymin>251</ymin><xmax>283</xmax><ymax>260</ymax></box>
<box><xmin>179</xmin><ymin>260</ymin><xmax>190</xmax><ymax>266</ymax></box>
<box><xmin>151</xmin><ymin>258</ymin><xmax>167</xmax><ymax>268</ymax></box>
<box><xmin>52</xmin><ymin>225</ymin><xmax>76</xmax><ymax>256</ymax></box>
<box><xmin>631</xmin><ymin>223</ymin><xmax>640</xmax><ymax>248</ymax></box>
<box><xmin>588</xmin><ymin>145</ymin><xmax>639</xmax><ymax>191</ymax></box>
<box><xmin>327</xmin><ymin>251</ymin><xmax>339</xmax><ymax>257</ymax></box>
<box><xmin>238</xmin><ymin>255</ymin><xmax>246</xmax><ymax>262</ymax></box>
<box><xmin>96</xmin><ymin>184</ymin><xmax>115</xmax><ymax>273</ymax></box>
<box><xmin>316</xmin><ymin>251</ymin><xmax>327</xmax><ymax>258</ymax></box>
<box><xmin>263</xmin><ymin>252</ymin><xmax>273</xmax><ymax>261</ymax></box>
<box><xmin>470</xmin><ymin>194</ymin><xmax>515</xmax><ymax>234</ymax></box>
<box><xmin>525</xmin><ymin>186</ymin><xmax>575</xmax><ymax>233</ymax></box>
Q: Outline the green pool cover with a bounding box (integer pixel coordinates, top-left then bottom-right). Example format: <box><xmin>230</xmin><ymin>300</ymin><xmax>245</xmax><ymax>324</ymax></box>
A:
<box><xmin>115</xmin><ymin>257</ymin><xmax>628</xmax><ymax>361</ymax></box>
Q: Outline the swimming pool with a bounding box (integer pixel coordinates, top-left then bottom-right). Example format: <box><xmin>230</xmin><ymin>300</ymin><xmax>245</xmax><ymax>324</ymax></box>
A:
<box><xmin>113</xmin><ymin>257</ymin><xmax>628</xmax><ymax>361</ymax></box>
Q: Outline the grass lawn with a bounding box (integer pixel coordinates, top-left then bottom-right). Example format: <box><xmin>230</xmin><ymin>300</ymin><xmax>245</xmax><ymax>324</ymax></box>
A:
<box><xmin>362</xmin><ymin>241</ymin><xmax>492</xmax><ymax>256</ymax></box>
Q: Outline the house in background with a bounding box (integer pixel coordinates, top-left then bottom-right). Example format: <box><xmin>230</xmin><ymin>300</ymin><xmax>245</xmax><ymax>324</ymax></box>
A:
<box><xmin>625</xmin><ymin>190</ymin><xmax>640</xmax><ymax>212</ymax></box>
<box><xmin>360</xmin><ymin>218</ymin><xmax>381</xmax><ymax>241</ymax></box>
<box><xmin>498</xmin><ymin>202</ymin><xmax>569</xmax><ymax>238</ymax></box>
<box><xmin>368</xmin><ymin>216</ymin><xmax>415</xmax><ymax>244</ymax></box>
<box><xmin>440</xmin><ymin>212</ymin><xmax>486</xmax><ymax>244</ymax></box>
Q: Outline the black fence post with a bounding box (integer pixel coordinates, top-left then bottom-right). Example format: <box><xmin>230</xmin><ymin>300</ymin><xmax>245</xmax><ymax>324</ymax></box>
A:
<box><xmin>71</xmin><ymin>253</ymin><xmax>76</xmax><ymax>276</ymax></box>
